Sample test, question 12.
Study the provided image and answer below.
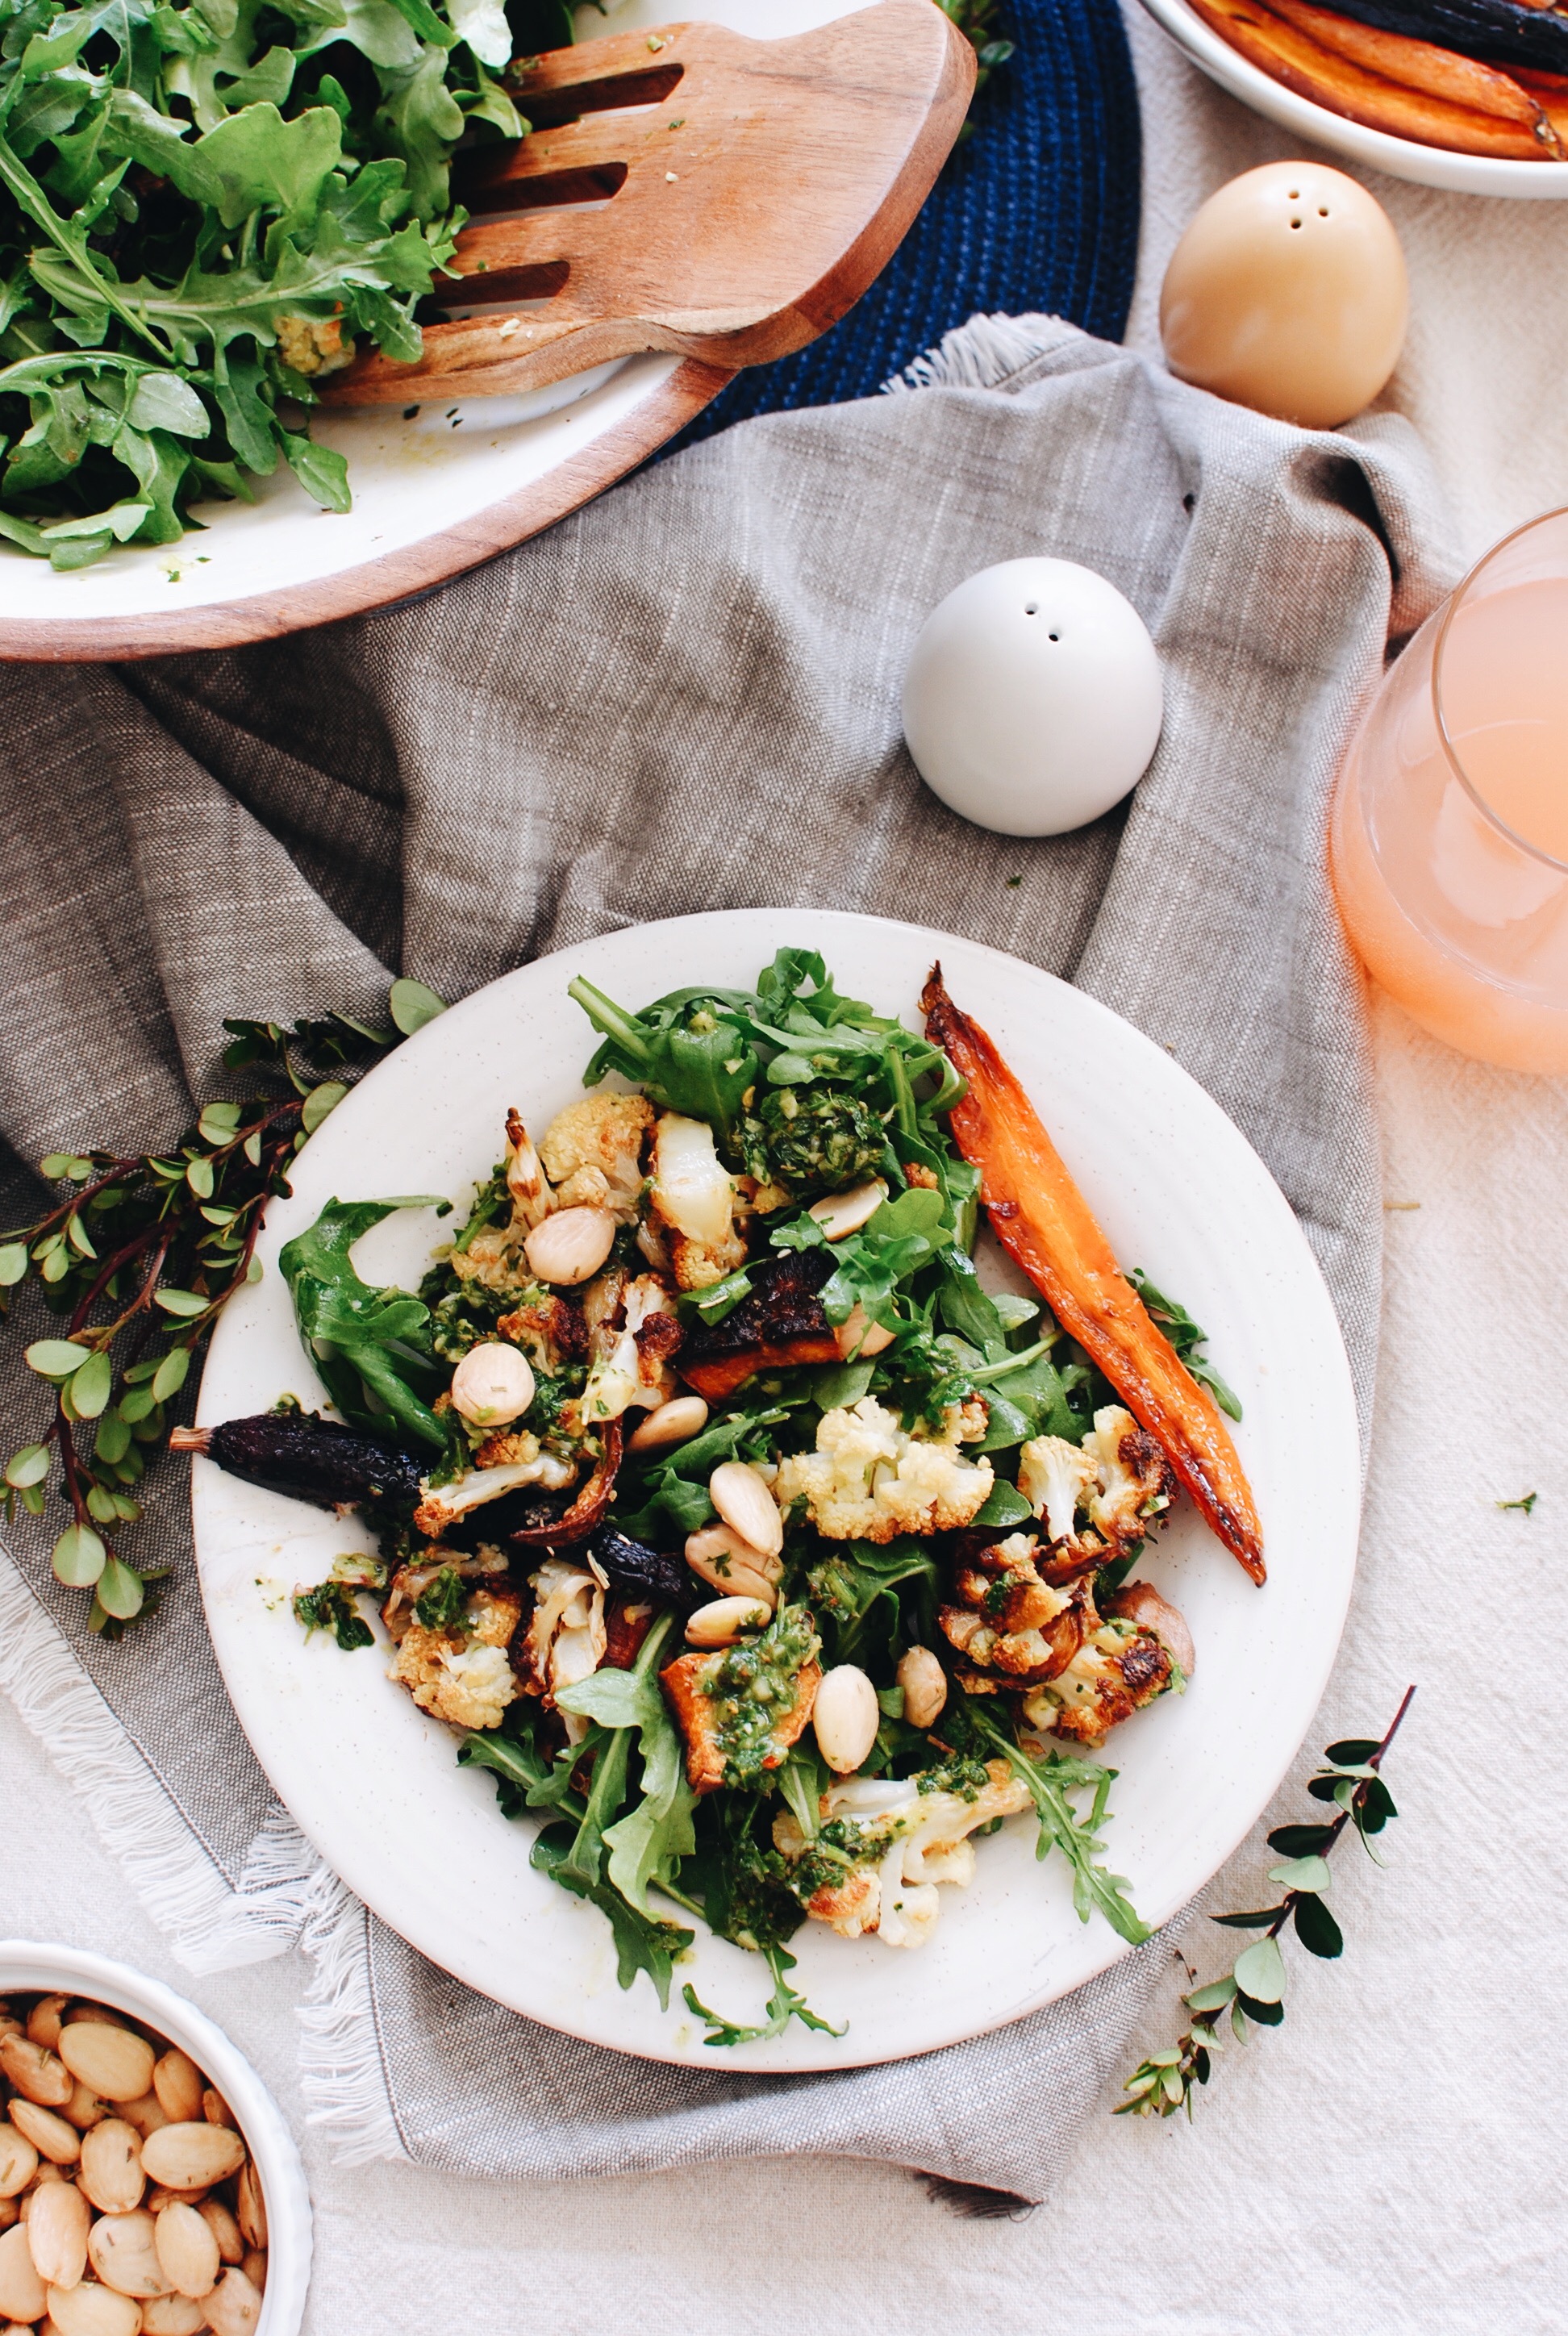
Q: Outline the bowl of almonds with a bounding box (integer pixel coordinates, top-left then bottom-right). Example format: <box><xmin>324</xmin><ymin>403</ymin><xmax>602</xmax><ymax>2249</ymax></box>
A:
<box><xmin>0</xmin><ymin>1945</ymin><xmax>310</xmax><ymax>2336</ymax></box>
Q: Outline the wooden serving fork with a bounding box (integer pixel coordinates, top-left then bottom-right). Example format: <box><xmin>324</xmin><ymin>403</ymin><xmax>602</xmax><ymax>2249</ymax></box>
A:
<box><xmin>321</xmin><ymin>0</ymin><xmax>974</xmax><ymax>407</ymax></box>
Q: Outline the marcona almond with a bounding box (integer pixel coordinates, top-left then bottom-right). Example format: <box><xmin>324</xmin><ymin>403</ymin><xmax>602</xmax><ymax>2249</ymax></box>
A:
<box><xmin>196</xmin><ymin>2205</ymin><xmax>240</xmax><ymax>2267</ymax></box>
<box><xmin>87</xmin><ymin>2211</ymin><xmax>170</xmax><ymax>2301</ymax></box>
<box><xmin>26</xmin><ymin>2001</ymin><xmax>67</xmax><ymax>2053</ymax></box>
<box><xmin>141</xmin><ymin>2194</ymin><xmax>204</xmax><ymax>2217</ymax></box>
<box><xmin>24</xmin><ymin>2180</ymin><xmax>90</xmax><ymax>2290</ymax></box>
<box><xmin>148</xmin><ymin>2060</ymin><xmax>201</xmax><ymax>2132</ymax></box>
<box><xmin>707</xmin><ymin>1462</ymin><xmax>784</xmax><ymax>1558</ymax></box>
<box><xmin>57</xmin><ymin>2029</ymin><xmax>154</xmax><ymax>2110</ymax></box>
<box><xmin>895</xmin><ymin>1645</ymin><xmax>949</xmax><ymax>1729</ymax></box>
<box><xmin>0</xmin><ymin>2130</ymin><xmax>36</xmax><ymax>2200</ymax></box>
<box><xmin>198</xmin><ymin>2099</ymin><xmax>233</xmax><ymax>2138</ymax></box>
<box><xmin>807</xmin><ymin>1178</ymin><xmax>887</xmax><ymax>1241</ymax></box>
<box><xmin>0</xmin><ymin>2038</ymin><xmax>73</xmax><ymax>2110</ymax></box>
<box><xmin>683</xmin><ymin>1528</ymin><xmax>776</xmax><ymax>1608</ymax></box>
<box><xmin>240</xmin><ymin>2255</ymin><xmax>265</xmax><ymax>2296</ymax></box>
<box><xmin>0</xmin><ymin>2225</ymin><xmax>47</xmax><ymax>2323</ymax></box>
<box><xmin>0</xmin><ymin>2193</ymin><xmax>19</xmax><ymax>2230</ymax></box>
<box><xmin>628</xmin><ymin>1395</ymin><xmax>709</xmax><ymax>1452</ymax></box>
<box><xmin>811</xmin><ymin>1664</ymin><xmax>880</xmax><ymax>1774</ymax></box>
<box><xmin>141</xmin><ymin>2295</ymin><xmax>210</xmax><ymax>2336</ymax></box>
<box><xmin>684</xmin><ymin>1595</ymin><xmax>773</xmax><ymax>1648</ymax></box>
<box><xmin>8</xmin><ymin>2103</ymin><xmax>80</xmax><ymax>2165</ymax></box>
<box><xmin>231</xmin><ymin>2171</ymin><xmax>263</xmax><ymax>2259</ymax></box>
<box><xmin>115</xmin><ymin>2100</ymin><xmax>166</xmax><ymax>2144</ymax></box>
<box><xmin>203</xmin><ymin>2267</ymin><xmax>261</xmax><ymax>2336</ymax></box>
<box><xmin>63</xmin><ymin>2010</ymin><xmax>129</xmax><ymax>2031</ymax></box>
<box><xmin>77</xmin><ymin>2125</ymin><xmax>143</xmax><ymax>2219</ymax></box>
<box><xmin>523</xmin><ymin>1206</ymin><xmax>615</xmax><ymax>1287</ymax></box>
<box><xmin>152</xmin><ymin>2206</ymin><xmax>216</xmax><ymax>2302</ymax></box>
<box><xmin>832</xmin><ymin>1303</ymin><xmax>895</xmax><ymax>1361</ymax></box>
<box><xmin>60</xmin><ymin>2087</ymin><xmax>109</xmax><ymax>2137</ymax></box>
<box><xmin>140</xmin><ymin>2130</ymin><xmax>244</xmax><ymax>2192</ymax></box>
<box><xmin>47</xmin><ymin>2280</ymin><xmax>144</xmax><ymax>2336</ymax></box>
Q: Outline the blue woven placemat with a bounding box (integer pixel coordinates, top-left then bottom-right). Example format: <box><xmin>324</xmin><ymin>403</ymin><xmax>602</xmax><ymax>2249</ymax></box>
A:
<box><xmin>669</xmin><ymin>0</ymin><xmax>1142</xmax><ymax>448</ymax></box>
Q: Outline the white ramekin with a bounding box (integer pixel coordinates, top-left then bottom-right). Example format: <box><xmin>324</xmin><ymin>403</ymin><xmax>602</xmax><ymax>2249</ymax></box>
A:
<box><xmin>0</xmin><ymin>1941</ymin><xmax>311</xmax><ymax>2336</ymax></box>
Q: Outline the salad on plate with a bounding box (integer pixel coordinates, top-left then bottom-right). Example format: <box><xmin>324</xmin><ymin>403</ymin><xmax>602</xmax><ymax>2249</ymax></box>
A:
<box><xmin>181</xmin><ymin>947</ymin><xmax>1264</xmax><ymax>2046</ymax></box>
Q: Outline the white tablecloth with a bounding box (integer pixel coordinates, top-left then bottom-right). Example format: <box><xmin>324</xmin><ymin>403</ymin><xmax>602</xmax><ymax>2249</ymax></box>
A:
<box><xmin>6</xmin><ymin>14</ymin><xmax>1567</xmax><ymax>2327</ymax></box>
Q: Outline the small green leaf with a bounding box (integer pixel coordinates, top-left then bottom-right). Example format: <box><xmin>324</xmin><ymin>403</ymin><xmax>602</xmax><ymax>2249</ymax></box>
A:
<box><xmin>1232</xmin><ymin>1936</ymin><xmax>1287</xmax><ymax>2004</ymax></box>
<box><xmin>301</xmin><ymin>1081</ymin><xmax>347</xmax><ymax>1133</ymax></box>
<box><xmin>5</xmin><ymin>1445</ymin><xmax>49</xmax><ymax>1489</ymax></box>
<box><xmin>152</xmin><ymin>1348</ymin><xmax>190</xmax><ymax>1402</ymax></box>
<box><xmin>1293</xmin><ymin>1892</ymin><xmax>1344</xmax><ymax>1959</ymax></box>
<box><xmin>389</xmin><ymin>978</ymin><xmax>448</xmax><ymax>1037</ymax></box>
<box><xmin>94</xmin><ymin>1411</ymin><xmax>131</xmax><ymax>1463</ymax></box>
<box><xmin>186</xmin><ymin>1155</ymin><xmax>215</xmax><ymax>1199</ymax></box>
<box><xmin>86</xmin><ymin>1483</ymin><xmax>119</xmax><ymax>1523</ymax></box>
<box><xmin>40</xmin><ymin>1245</ymin><xmax>71</xmax><ymax>1284</ymax></box>
<box><xmin>1267</xmin><ymin>1854</ymin><xmax>1331</xmax><ymax>1895</ymax></box>
<box><xmin>119</xmin><ymin>1386</ymin><xmax>156</xmax><ymax>1423</ymax></box>
<box><xmin>40</xmin><ymin>1153</ymin><xmax>90</xmax><ymax>1179</ymax></box>
<box><xmin>52</xmin><ymin>1522</ymin><xmax>106</xmax><ymax>1587</ymax></box>
<box><xmin>0</xmin><ymin>1242</ymin><xmax>27</xmax><ymax>1284</ymax></box>
<box><xmin>95</xmin><ymin>1557</ymin><xmax>144</xmax><ymax>1620</ymax></box>
<box><xmin>1324</xmin><ymin>1739</ymin><xmax>1381</xmax><ymax>1766</ymax></box>
<box><xmin>153</xmin><ymin>1289</ymin><xmax>209</xmax><ymax>1318</ymax></box>
<box><xmin>25</xmin><ymin>1338</ymin><xmax>89</xmax><ymax>1380</ymax></box>
<box><xmin>970</xmin><ymin>1478</ymin><xmax>1032</xmax><ymax>1530</ymax></box>
<box><xmin>70</xmin><ymin>1349</ymin><xmax>113</xmax><ymax>1418</ymax></box>
<box><xmin>198</xmin><ymin>1102</ymin><xmax>244</xmax><ymax>1143</ymax></box>
<box><xmin>244</xmin><ymin>1129</ymin><xmax>263</xmax><ymax>1166</ymax></box>
<box><xmin>1185</xmin><ymin>1975</ymin><xmax>1238</xmax><ymax>2013</ymax></box>
<box><xmin>65</xmin><ymin>1213</ymin><xmax>97</xmax><ymax>1258</ymax></box>
<box><xmin>1266</xmin><ymin>1823</ymin><xmax>1334</xmax><ymax>1858</ymax></box>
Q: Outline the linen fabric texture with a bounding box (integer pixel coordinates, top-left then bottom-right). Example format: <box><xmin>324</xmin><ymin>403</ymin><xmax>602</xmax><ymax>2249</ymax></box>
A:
<box><xmin>0</xmin><ymin>318</ymin><xmax>1452</xmax><ymax>2198</ymax></box>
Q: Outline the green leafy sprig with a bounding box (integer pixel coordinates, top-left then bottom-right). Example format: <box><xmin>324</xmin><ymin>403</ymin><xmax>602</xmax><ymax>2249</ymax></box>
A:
<box><xmin>1117</xmin><ymin>1686</ymin><xmax>1415</xmax><ymax>2121</ymax></box>
<box><xmin>2</xmin><ymin>975</ymin><xmax>444</xmax><ymax>1631</ymax></box>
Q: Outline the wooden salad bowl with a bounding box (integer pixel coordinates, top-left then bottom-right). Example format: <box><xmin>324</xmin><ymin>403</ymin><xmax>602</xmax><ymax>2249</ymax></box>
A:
<box><xmin>11</xmin><ymin>0</ymin><xmax>970</xmax><ymax>662</ymax></box>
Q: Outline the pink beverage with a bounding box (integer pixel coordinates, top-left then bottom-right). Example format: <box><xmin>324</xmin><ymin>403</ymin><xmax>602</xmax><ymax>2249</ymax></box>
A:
<box><xmin>1330</xmin><ymin>508</ymin><xmax>1568</xmax><ymax>1075</ymax></box>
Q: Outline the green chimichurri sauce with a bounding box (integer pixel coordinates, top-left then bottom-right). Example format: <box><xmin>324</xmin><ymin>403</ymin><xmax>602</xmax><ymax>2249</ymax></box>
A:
<box><xmin>701</xmin><ymin>1604</ymin><xmax>820</xmax><ymax>1786</ymax></box>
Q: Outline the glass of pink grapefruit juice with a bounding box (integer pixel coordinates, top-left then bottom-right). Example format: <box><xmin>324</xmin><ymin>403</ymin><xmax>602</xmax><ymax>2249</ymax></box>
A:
<box><xmin>1330</xmin><ymin>507</ymin><xmax>1568</xmax><ymax>1075</ymax></box>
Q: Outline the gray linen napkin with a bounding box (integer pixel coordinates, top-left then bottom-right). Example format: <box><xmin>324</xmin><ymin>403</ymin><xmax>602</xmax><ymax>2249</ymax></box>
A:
<box><xmin>0</xmin><ymin>316</ymin><xmax>1455</xmax><ymax>2200</ymax></box>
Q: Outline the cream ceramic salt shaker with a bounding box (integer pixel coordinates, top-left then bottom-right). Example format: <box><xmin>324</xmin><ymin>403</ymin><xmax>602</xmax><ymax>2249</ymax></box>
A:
<box><xmin>902</xmin><ymin>557</ymin><xmax>1164</xmax><ymax>836</ymax></box>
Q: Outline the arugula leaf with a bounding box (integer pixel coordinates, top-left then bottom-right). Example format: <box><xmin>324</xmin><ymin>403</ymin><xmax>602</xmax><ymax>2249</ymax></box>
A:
<box><xmin>1131</xmin><ymin>1270</ymin><xmax>1242</xmax><ymax>1421</ymax></box>
<box><xmin>684</xmin><ymin>1943</ymin><xmax>844</xmax><ymax>2048</ymax></box>
<box><xmin>567</xmin><ymin>974</ymin><xmax>759</xmax><ymax>1149</ymax></box>
<box><xmin>532</xmin><ymin>1825</ymin><xmax>694</xmax><ymax>2009</ymax></box>
<box><xmin>278</xmin><ymin>1195</ymin><xmax>448</xmax><ymax>1447</ymax></box>
<box><xmin>806</xmin><ymin>1536</ymin><xmax>938</xmax><ymax>1667</ymax></box>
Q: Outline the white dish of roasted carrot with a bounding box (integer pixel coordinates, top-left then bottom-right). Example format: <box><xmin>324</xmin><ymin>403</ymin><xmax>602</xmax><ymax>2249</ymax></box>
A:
<box><xmin>184</xmin><ymin>908</ymin><xmax>1360</xmax><ymax>2071</ymax></box>
<box><xmin>1141</xmin><ymin>0</ymin><xmax>1568</xmax><ymax>194</ymax></box>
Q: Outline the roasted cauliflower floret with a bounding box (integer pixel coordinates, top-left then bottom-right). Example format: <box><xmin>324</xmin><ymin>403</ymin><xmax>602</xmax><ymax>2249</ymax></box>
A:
<box><xmin>519</xmin><ymin>1556</ymin><xmax>607</xmax><ymax>1739</ymax></box>
<box><xmin>646</xmin><ymin>1111</ymin><xmax>748</xmax><ymax>1291</ymax></box>
<box><xmin>1016</xmin><ymin>1406</ymin><xmax>1176</xmax><ymax>1569</ymax></box>
<box><xmin>538</xmin><ymin>1093</ymin><xmax>653</xmax><ymax>1220</ymax></box>
<box><xmin>1020</xmin><ymin>1607</ymin><xmax>1182</xmax><ymax>1748</ymax></box>
<box><xmin>773</xmin><ymin>1395</ymin><xmax>993</xmax><ymax>1543</ymax></box>
<box><xmin>412</xmin><ymin>1446</ymin><xmax>577</xmax><ymax>1538</ymax></box>
<box><xmin>497</xmin><ymin>1291</ymin><xmax>587</xmax><ymax>1377</ymax></box>
<box><xmin>937</xmin><ymin>1531</ymin><xmax>1087</xmax><ymax>1682</ymax></box>
<box><xmin>578</xmin><ymin>1270</ymin><xmax>683</xmax><ymax>1422</ymax></box>
<box><xmin>387</xmin><ymin>1584</ymin><xmax>521</xmax><ymax>1730</ymax></box>
<box><xmin>275</xmin><ymin>312</ymin><xmax>351</xmax><ymax>378</ymax></box>
<box><xmin>773</xmin><ymin>1760</ymin><xmax>1030</xmax><ymax>1950</ymax></box>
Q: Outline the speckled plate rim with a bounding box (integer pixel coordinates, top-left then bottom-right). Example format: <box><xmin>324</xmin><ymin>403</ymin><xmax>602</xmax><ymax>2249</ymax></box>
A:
<box><xmin>1139</xmin><ymin>0</ymin><xmax>1568</xmax><ymax>198</ymax></box>
<box><xmin>189</xmin><ymin>909</ymin><xmax>1362</xmax><ymax>2072</ymax></box>
<box><xmin>0</xmin><ymin>1940</ymin><xmax>311</xmax><ymax>2336</ymax></box>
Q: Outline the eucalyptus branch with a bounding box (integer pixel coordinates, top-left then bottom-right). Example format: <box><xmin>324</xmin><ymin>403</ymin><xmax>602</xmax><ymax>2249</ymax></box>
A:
<box><xmin>1117</xmin><ymin>1687</ymin><xmax>1416</xmax><ymax>2121</ymax></box>
<box><xmin>2</xmin><ymin>979</ymin><xmax>446</xmax><ymax>1633</ymax></box>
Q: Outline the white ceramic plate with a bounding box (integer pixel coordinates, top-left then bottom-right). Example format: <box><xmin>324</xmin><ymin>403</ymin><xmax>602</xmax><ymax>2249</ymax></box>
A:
<box><xmin>0</xmin><ymin>0</ymin><xmax>863</xmax><ymax>662</ymax></box>
<box><xmin>1140</xmin><ymin>0</ymin><xmax>1568</xmax><ymax>198</ymax></box>
<box><xmin>193</xmin><ymin>907</ymin><xmax>1360</xmax><ymax>2071</ymax></box>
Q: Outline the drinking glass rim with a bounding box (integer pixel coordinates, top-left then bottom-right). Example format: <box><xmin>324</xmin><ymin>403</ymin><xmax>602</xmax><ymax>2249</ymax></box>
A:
<box><xmin>1432</xmin><ymin>502</ymin><xmax>1568</xmax><ymax>877</ymax></box>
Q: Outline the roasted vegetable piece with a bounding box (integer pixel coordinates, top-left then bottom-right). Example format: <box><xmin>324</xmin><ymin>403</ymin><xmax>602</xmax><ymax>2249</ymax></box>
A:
<box><xmin>1319</xmin><ymin>0</ymin><xmax>1568</xmax><ymax>76</ymax></box>
<box><xmin>678</xmin><ymin>1248</ymin><xmax>841</xmax><ymax>1400</ymax></box>
<box><xmin>920</xmin><ymin>967</ymin><xmax>1265</xmax><ymax>1583</ymax></box>
<box><xmin>1186</xmin><ymin>0</ymin><xmax>1555</xmax><ymax>153</ymax></box>
<box><xmin>1267</xmin><ymin>0</ymin><xmax>1555</xmax><ymax>131</ymax></box>
<box><xmin>169</xmin><ymin>1414</ymin><xmax>422</xmax><ymax>1516</ymax></box>
<box><xmin>507</xmin><ymin>1423</ymin><xmax>624</xmax><ymax>1547</ymax></box>
<box><xmin>590</xmin><ymin>1524</ymin><xmax>707</xmax><ymax>1613</ymax></box>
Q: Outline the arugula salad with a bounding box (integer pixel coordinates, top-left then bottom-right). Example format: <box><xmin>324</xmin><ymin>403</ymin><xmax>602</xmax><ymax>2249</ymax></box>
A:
<box><xmin>0</xmin><ymin>0</ymin><xmax>558</xmax><ymax>566</ymax></box>
<box><xmin>190</xmin><ymin>949</ymin><xmax>1249</xmax><ymax>2046</ymax></box>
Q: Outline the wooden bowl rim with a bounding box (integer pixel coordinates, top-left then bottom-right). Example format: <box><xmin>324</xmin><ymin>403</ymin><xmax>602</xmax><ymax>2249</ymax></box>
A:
<box><xmin>2</xmin><ymin>356</ymin><xmax>731</xmax><ymax>664</ymax></box>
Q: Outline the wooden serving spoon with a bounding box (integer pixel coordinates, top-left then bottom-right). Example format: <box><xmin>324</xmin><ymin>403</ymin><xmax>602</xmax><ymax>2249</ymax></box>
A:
<box><xmin>321</xmin><ymin>0</ymin><xmax>974</xmax><ymax>407</ymax></box>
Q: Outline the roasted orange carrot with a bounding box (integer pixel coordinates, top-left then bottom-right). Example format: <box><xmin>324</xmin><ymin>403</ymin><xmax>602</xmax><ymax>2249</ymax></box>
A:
<box><xmin>921</xmin><ymin>967</ymin><xmax>1266</xmax><ymax>1584</ymax></box>
<box><xmin>1270</xmin><ymin>0</ymin><xmax>1558</xmax><ymax>140</ymax></box>
<box><xmin>1186</xmin><ymin>0</ymin><xmax>1555</xmax><ymax>158</ymax></box>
